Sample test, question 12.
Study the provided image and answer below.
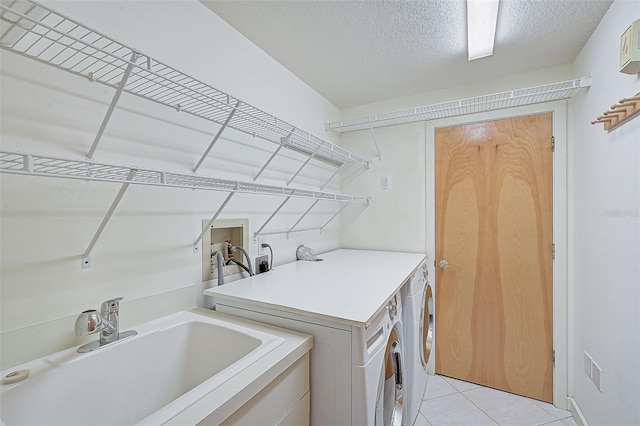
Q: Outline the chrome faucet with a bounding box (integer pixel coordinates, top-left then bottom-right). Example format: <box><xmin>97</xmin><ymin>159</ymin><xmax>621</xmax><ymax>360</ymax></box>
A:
<box><xmin>74</xmin><ymin>297</ymin><xmax>137</xmax><ymax>353</ymax></box>
<box><xmin>99</xmin><ymin>297</ymin><xmax>122</xmax><ymax>343</ymax></box>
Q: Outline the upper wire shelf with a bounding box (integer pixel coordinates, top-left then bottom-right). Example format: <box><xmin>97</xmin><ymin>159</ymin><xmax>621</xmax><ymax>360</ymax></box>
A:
<box><xmin>328</xmin><ymin>77</ymin><xmax>591</xmax><ymax>133</ymax></box>
<box><xmin>0</xmin><ymin>0</ymin><xmax>367</xmax><ymax>167</ymax></box>
<box><xmin>0</xmin><ymin>152</ymin><xmax>368</xmax><ymax>203</ymax></box>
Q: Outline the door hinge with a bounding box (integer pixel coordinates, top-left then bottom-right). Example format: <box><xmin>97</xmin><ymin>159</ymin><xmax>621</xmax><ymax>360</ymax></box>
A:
<box><xmin>553</xmin><ymin>350</ymin><xmax>556</xmax><ymax>366</ymax></box>
<box><xmin>552</xmin><ymin>243</ymin><xmax>555</xmax><ymax>260</ymax></box>
<box><xmin>551</xmin><ymin>136</ymin><xmax>555</xmax><ymax>152</ymax></box>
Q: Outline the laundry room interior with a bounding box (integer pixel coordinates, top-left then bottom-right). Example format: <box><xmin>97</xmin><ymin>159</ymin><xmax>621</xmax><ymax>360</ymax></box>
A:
<box><xmin>0</xmin><ymin>0</ymin><xmax>638</xmax><ymax>425</ymax></box>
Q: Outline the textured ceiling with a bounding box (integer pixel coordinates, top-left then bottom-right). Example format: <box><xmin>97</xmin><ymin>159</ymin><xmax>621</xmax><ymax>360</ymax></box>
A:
<box><xmin>201</xmin><ymin>0</ymin><xmax>612</xmax><ymax>109</ymax></box>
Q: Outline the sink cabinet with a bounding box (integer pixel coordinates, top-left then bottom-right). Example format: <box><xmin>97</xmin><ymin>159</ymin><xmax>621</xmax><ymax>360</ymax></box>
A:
<box><xmin>214</xmin><ymin>354</ymin><xmax>310</xmax><ymax>426</ymax></box>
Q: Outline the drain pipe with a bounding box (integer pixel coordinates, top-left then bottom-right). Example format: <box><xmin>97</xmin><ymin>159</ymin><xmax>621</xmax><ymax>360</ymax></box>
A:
<box><xmin>214</xmin><ymin>251</ymin><xmax>225</xmax><ymax>285</ymax></box>
<box><xmin>232</xmin><ymin>246</ymin><xmax>254</xmax><ymax>276</ymax></box>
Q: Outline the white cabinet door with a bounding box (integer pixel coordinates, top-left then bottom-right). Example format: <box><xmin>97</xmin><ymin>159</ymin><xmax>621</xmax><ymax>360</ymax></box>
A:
<box><xmin>218</xmin><ymin>303</ymin><xmax>353</xmax><ymax>426</ymax></box>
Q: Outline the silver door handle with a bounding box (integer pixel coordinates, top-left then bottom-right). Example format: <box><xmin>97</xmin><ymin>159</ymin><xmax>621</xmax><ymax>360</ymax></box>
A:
<box><xmin>438</xmin><ymin>260</ymin><xmax>450</xmax><ymax>270</ymax></box>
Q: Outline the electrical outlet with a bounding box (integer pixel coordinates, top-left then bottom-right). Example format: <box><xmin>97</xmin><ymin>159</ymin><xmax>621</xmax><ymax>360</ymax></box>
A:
<box><xmin>584</xmin><ymin>352</ymin><xmax>593</xmax><ymax>379</ymax></box>
<box><xmin>380</xmin><ymin>174</ymin><xmax>392</xmax><ymax>190</ymax></box>
<box><xmin>255</xmin><ymin>255</ymin><xmax>269</xmax><ymax>274</ymax></box>
<box><xmin>592</xmin><ymin>361</ymin><xmax>602</xmax><ymax>391</ymax></box>
<box><xmin>257</xmin><ymin>237</ymin><xmax>267</xmax><ymax>255</ymax></box>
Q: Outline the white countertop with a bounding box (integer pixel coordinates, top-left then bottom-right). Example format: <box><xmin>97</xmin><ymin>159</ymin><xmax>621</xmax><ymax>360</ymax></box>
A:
<box><xmin>205</xmin><ymin>249</ymin><xmax>426</xmax><ymax>328</ymax></box>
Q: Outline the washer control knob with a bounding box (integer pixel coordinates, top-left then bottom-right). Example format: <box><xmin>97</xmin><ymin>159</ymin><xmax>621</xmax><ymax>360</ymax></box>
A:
<box><xmin>387</xmin><ymin>298</ymin><xmax>398</xmax><ymax>319</ymax></box>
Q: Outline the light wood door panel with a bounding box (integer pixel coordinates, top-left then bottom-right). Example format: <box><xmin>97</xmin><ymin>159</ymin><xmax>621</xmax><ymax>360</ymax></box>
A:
<box><xmin>435</xmin><ymin>113</ymin><xmax>553</xmax><ymax>402</ymax></box>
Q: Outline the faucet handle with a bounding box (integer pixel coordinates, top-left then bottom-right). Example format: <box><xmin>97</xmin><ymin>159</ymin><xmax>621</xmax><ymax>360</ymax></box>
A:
<box><xmin>75</xmin><ymin>309</ymin><xmax>102</xmax><ymax>336</ymax></box>
<box><xmin>100</xmin><ymin>297</ymin><xmax>124</xmax><ymax>315</ymax></box>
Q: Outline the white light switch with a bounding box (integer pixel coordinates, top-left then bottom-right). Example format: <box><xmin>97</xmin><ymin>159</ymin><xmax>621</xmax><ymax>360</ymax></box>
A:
<box><xmin>592</xmin><ymin>361</ymin><xmax>602</xmax><ymax>391</ymax></box>
<box><xmin>380</xmin><ymin>175</ymin><xmax>392</xmax><ymax>190</ymax></box>
<box><xmin>584</xmin><ymin>352</ymin><xmax>592</xmax><ymax>379</ymax></box>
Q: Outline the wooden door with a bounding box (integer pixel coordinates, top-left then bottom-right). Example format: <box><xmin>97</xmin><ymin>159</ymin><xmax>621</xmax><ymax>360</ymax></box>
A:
<box><xmin>434</xmin><ymin>113</ymin><xmax>553</xmax><ymax>402</ymax></box>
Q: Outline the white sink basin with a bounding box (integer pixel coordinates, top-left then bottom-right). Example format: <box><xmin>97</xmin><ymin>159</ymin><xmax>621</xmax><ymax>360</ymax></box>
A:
<box><xmin>0</xmin><ymin>308</ymin><xmax>310</xmax><ymax>425</ymax></box>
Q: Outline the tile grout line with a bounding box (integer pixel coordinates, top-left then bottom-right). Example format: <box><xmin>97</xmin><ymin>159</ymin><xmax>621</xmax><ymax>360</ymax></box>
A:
<box><xmin>457</xmin><ymin>387</ymin><xmax>502</xmax><ymax>426</ymax></box>
<box><xmin>454</xmin><ymin>380</ymin><xmax>560</xmax><ymax>426</ymax></box>
<box><xmin>529</xmin><ymin>399</ymin><xmax>574</xmax><ymax>422</ymax></box>
<box><xmin>420</xmin><ymin>390</ymin><xmax>458</xmax><ymax>403</ymax></box>
<box><xmin>427</xmin><ymin>376</ymin><xmax>575</xmax><ymax>426</ymax></box>
<box><xmin>537</xmin><ymin>419</ymin><xmax>569</xmax><ymax>426</ymax></box>
<box><xmin>438</xmin><ymin>375</ymin><xmax>501</xmax><ymax>425</ymax></box>
<box><xmin>460</xmin><ymin>386</ymin><xmax>568</xmax><ymax>426</ymax></box>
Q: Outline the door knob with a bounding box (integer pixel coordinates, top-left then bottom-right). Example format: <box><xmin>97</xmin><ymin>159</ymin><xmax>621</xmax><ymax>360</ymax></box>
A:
<box><xmin>438</xmin><ymin>260</ymin><xmax>450</xmax><ymax>270</ymax></box>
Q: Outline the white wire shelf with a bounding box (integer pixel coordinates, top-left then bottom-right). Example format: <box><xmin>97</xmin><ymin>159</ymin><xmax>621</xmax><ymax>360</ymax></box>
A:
<box><xmin>0</xmin><ymin>152</ymin><xmax>368</xmax><ymax>203</ymax></box>
<box><xmin>0</xmin><ymin>0</ymin><xmax>366</xmax><ymax>167</ymax></box>
<box><xmin>1</xmin><ymin>151</ymin><xmax>368</xmax><ymax>268</ymax></box>
<box><xmin>328</xmin><ymin>77</ymin><xmax>591</xmax><ymax>133</ymax></box>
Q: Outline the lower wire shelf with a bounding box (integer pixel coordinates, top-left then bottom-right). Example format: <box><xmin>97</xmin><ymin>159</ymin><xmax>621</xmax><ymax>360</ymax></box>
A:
<box><xmin>0</xmin><ymin>151</ymin><xmax>367</xmax><ymax>202</ymax></box>
<box><xmin>0</xmin><ymin>151</ymin><xmax>370</xmax><ymax>268</ymax></box>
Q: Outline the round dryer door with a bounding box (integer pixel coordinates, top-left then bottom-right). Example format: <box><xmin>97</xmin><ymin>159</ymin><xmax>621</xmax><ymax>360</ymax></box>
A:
<box><xmin>376</xmin><ymin>327</ymin><xmax>404</xmax><ymax>426</ymax></box>
<box><xmin>421</xmin><ymin>284</ymin><xmax>434</xmax><ymax>366</ymax></box>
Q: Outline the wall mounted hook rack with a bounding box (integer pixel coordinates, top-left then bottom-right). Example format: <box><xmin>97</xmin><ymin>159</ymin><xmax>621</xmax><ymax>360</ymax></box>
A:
<box><xmin>591</xmin><ymin>93</ymin><xmax>640</xmax><ymax>131</ymax></box>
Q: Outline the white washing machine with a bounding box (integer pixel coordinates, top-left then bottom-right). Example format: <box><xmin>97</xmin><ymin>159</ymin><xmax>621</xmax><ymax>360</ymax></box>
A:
<box><xmin>353</xmin><ymin>292</ymin><xmax>406</xmax><ymax>426</ymax></box>
<box><xmin>218</xmin><ymin>292</ymin><xmax>408</xmax><ymax>426</ymax></box>
<box><xmin>402</xmin><ymin>260</ymin><xmax>434</xmax><ymax>425</ymax></box>
<box><xmin>210</xmin><ymin>250</ymin><xmax>426</xmax><ymax>425</ymax></box>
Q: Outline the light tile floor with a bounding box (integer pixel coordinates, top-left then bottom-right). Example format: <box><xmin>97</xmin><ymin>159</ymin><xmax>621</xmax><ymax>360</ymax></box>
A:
<box><xmin>414</xmin><ymin>375</ymin><xmax>576</xmax><ymax>426</ymax></box>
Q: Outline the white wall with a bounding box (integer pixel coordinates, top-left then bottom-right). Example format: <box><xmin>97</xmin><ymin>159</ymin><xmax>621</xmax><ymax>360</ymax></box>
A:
<box><xmin>340</xmin><ymin>121</ymin><xmax>427</xmax><ymax>253</ymax></box>
<box><xmin>0</xmin><ymin>0</ymin><xmax>363</xmax><ymax>369</ymax></box>
<box><xmin>569</xmin><ymin>1</ymin><xmax>640</xmax><ymax>424</ymax></box>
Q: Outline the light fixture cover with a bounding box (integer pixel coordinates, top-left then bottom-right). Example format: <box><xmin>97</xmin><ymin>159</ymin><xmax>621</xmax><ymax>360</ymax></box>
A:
<box><xmin>467</xmin><ymin>0</ymin><xmax>500</xmax><ymax>61</ymax></box>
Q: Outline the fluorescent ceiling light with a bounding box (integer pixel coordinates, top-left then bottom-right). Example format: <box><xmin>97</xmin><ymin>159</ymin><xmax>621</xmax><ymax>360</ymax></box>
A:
<box><xmin>467</xmin><ymin>0</ymin><xmax>500</xmax><ymax>61</ymax></box>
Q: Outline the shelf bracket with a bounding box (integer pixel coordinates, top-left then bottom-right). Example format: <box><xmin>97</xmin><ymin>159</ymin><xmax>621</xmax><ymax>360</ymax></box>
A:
<box><xmin>368</xmin><ymin>121</ymin><xmax>382</xmax><ymax>161</ymax></box>
<box><xmin>286</xmin><ymin>199</ymin><xmax>320</xmax><ymax>238</ymax></box>
<box><xmin>286</xmin><ymin>144</ymin><xmax>321</xmax><ymax>186</ymax></box>
<box><xmin>193</xmin><ymin>190</ymin><xmax>236</xmax><ymax>253</ymax></box>
<box><xmin>193</xmin><ymin>100</ymin><xmax>241</xmax><ymax>173</ymax></box>
<box><xmin>81</xmin><ymin>169</ymin><xmax>136</xmax><ymax>268</ymax></box>
<box><xmin>320</xmin><ymin>202</ymin><xmax>349</xmax><ymax>232</ymax></box>
<box><xmin>254</xmin><ymin>196</ymin><xmax>292</xmax><ymax>237</ymax></box>
<box><xmin>253</xmin><ymin>131</ymin><xmax>294</xmax><ymax>181</ymax></box>
<box><xmin>23</xmin><ymin>155</ymin><xmax>33</xmax><ymax>172</ymax></box>
<box><xmin>87</xmin><ymin>52</ymin><xmax>140</xmax><ymax>159</ymax></box>
<box><xmin>320</xmin><ymin>163</ymin><xmax>346</xmax><ymax>191</ymax></box>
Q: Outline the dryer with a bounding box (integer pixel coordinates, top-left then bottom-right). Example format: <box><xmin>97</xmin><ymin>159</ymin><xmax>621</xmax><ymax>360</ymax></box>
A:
<box><xmin>353</xmin><ymin>292</ymin><xmax>406</xmax><ymax>425</ymax></box>
<box><xmin>402</xmin><ymin>260</ymin><xmax>433</xmax><ymax>425</ymax></box>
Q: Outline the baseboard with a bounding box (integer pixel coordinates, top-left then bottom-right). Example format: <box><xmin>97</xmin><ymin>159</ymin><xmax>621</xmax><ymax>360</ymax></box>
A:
<box><xmin>567</xmin><ymin>397</ymin><xmax>589</xmax><ymax>426</ymax></box>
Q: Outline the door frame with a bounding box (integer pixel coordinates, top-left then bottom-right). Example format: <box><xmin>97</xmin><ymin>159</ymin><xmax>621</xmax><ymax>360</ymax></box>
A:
<box><xmin>425</xmin><ymin>101</ymin><xmax>569</xmax><ymax>409</ymax></box>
